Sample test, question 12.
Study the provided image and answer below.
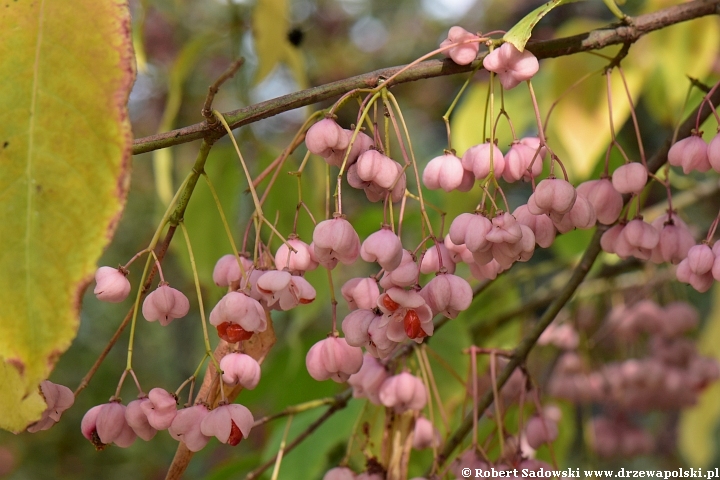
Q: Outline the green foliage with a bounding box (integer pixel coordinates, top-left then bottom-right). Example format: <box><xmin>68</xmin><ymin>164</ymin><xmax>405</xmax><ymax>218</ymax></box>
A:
<box><xmin>0</xmin><ymin>0</ymin><xmax>134</xmax><ymax>432</ymax></box>
<box><xmin>503</xmin><ymin>0</ymin><xmax>584</xmax><ymax>52</ymax></box>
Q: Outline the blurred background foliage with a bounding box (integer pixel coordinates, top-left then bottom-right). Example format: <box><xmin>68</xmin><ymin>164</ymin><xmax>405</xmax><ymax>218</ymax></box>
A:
<box><xmin>3</xmin><ymin>0</ymin><xmax>720</xmax><ymax>478</ymax></box>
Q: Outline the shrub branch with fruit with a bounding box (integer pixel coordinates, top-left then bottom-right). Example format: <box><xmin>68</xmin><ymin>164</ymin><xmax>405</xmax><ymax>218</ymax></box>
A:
<box><xmin>3</xmin><ymin>0</ymin><xmax>720</xmax><ymax>479</ymax></box>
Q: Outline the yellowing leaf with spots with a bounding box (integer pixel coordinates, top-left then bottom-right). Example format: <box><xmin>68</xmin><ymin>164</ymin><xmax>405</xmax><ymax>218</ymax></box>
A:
<box><xmin>0</xmin><ymin>0</ymin><xmax>135</xmax><ymax>432</ymax></box>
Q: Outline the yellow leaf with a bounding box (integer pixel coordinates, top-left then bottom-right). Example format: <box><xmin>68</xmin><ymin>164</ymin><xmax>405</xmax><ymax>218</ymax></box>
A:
<box><xmin>253</xmin><ymin>0</ymin><xmax>288</xmax><ymax>84</ymax></box>
<box><xmin>0</xmin><ymin>0</ymin><xmax>135</xmax><ymax>431</ymax></box>
<box><xmin>543</xmin><ymin>19</ymin><xmax>647</xmax><ymax>179</ymax></box>
<box><xmin>283</xmin><ymin>42</ymin><xmax>308</xmax><ymax>90</ymax></box>
<box><xmin>452</xmin><ymin>81</ymin><xmax>537</xmax><ymax>157</ymax></box>
<box><xmin>252</xmin><ymin>0</ymin><xmax>306</xmax><ymax>88</ymax></box>
<box><xmin>0</xmin><ymin>363</ymin><xmax>47</xmax><ymax>433</ymax></box>
<box><xmin>678</xmin><ymin>284</ymin><xmax>720</xmax><ymax>467</ymax></box>
<box><xmin>639</xmin><ymin>0</ymin><xmax>720</xmax><ymax>125</ymax></box>
<box><xmin>154</xmin><ymin>33</ymin><xmax>216</xmax><ymax>205</ymax></box>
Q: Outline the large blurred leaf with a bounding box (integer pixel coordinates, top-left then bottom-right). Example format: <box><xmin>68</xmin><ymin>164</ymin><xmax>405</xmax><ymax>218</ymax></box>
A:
<box><xmin>252</xmin><ymin>0</ymin><xmax>306</xmax><ymax>88</ymax></box>
<box><xmin>452</xmin><ymin>81</ymin><xmax>536</xmax><ymax>157</ymax></box>
<box><xmin>503</xmin><ymin>0</ymin><xmax>583</xmax><ymax>52</ymax></box>
<box><xmin>640</xmin><ymin>0</ymin><xmax>720</xmax><ymax>125</ymax></box>
<box><xmin>154</xmin><ymin>33</ymin><xmax>216</xmax><ymax>205</ymax></box>
<box><xmin>0</xmin><ymin>0</ymin><xmax>134</xmax><ymax>431</ymax></box>
<box><xmin>543</xmin><ymin>19</ymin><xmax>647</xmax><ymax>179</ymax></box>
<box><xmin>678</xmin><ymin>283</ymin><xmax>720</xmax><ymax>467</ymax></box>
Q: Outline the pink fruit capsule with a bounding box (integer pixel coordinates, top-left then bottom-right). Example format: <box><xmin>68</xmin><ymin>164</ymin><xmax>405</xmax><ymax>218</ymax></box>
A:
<box><xmin>306</xmin><ymin>337</ymin><xmax>363</xmax><ymax>383</ymax></box>
<box><xmin>220</xmin><ymin>353</ymin><xmax>261</xmax><ymax>389</ymax></box>
<box><xmin>686</xmin><ymin>244</ymin><xmax>715</xmax><ymax>275</ymax></box>
<box><xmin>612</xmin><ymin>163</ymin><xmax>648</xmax><ymax>194</ymax></box>
<box><xmin>81</xmin><ymin>402</ymin><xmax>136</xmax><ymax>449</ymax></box>
<box><xmin>483</xmin><ymin>42</ymin><xmax>539</xmax><ymax>90</ymax></box>
<box><xmin>513</xmin><ymin>204</ymin><xmax>556</xmax><ymax>249</ymax></box>
<box><xmin>168</xmin><ymin>404</ymin><xmax>211</xmax><ymax>452</ymax></box>
<box><xmin>94</xmin><ymin>266</ymin><xmax>131</xmax><ymax>303</ymax></box>
<box><xmin>709</xmin><ymin>132</ymin><xmax>720</xmax><ymax>172</ymax></box>
<box><xmin>142</xmin><ymin>284</ymin><xmax>190</xmax><ymax>326</ymax></box>
<box><xmin>422</xmin><ymin>153</ymin><xmax>465</xmax><ymax>192</ymax></box>
<box><xmin>378</xmin><ymin>372</ymin><xmax>427</xmax><ymax>413</ymax></box>
<box><xmin>668</xmin><ymin>135</ymin><xmax>710</xmax><ymax>174</ymax></box>
<box><xmin>576</xmin><ymin>178</ymin><xmax>623</xmax><ymax>225</ymax></box>
<box><xmin>527</xmin><ymin>178</ymin><xmax>577</xmax><ymax>216</ymax></box>
<box><xmin>200</xmin><ymin>403</ymin><xmax>254</xmax><ymax>446</ymax></box>
<box><xmin>305</xmin><ymin>118</ymin><xmax>349</xmax><ymax>158</ymax></box>
<box><xmin>347</xmin><ymin>353</ymin><xmax>390</xmax><ymax>405</ymax></box>
<box><xmin>461</xmin><ymin>142</ymin><xmax>505</xmax><ymax>179</ymax></box>
<box><xmin>341</xmin><ymin>277</ymin><xmax>380</xmax><ymax>311</ymax></box>
<box><xmin>313</xmin><ymin>216</ymin><xmax>361</xmax><ymax>268</ymax></box>
<box><xmin>360</xmin><ymin>227</ymin><xmax>403</xmax><ymax>271</ymax></box>
<box><xmin>502</xmin><ymin>142</ymin><xmax>543</xmax><ymax>182</ymax></box>
<box><xmin>419</xmin><ymin>273</ymin><xmax>472</xmax><ymax>319</ymax></box>
<box><xmin>440</xmin><ymin>26</ymin><xmax>480</xmax><ymax>66</ymax></box>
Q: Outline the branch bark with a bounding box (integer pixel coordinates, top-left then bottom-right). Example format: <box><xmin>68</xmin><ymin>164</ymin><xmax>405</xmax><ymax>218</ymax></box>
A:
<box><xmin>131</xmin><ymin>0</ymin><xmax>720</xmax><ymax>155</ymax></box>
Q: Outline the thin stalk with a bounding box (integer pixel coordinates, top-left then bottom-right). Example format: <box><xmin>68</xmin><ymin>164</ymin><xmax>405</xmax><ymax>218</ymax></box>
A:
<box><xmin>180</xmin><ymin>221</ymin><xmax>222</xmax><ymax>374</ymax></box>
<box><xmin>125</xmin><ymin>254</ymin><xmax>153</xmax><ymax>370</ymax></box>
<box><xmin>202</xmin><ymin>173</ymin><xmax>249</xmax><ymax>283</ymax></box>
<box><xmin>270</xmin><ymin>415</ymin><xmax>294</xmax><ymax>480</ymax></box>
<box><xmin>385</xmin><ymin>92</ymin><xmax>434</xmax><ymax>235</ymax></box>
<box><xmin>443</xmin><ymin>62</ymin><xmax>483</xmax><ymax>149</ymax></box>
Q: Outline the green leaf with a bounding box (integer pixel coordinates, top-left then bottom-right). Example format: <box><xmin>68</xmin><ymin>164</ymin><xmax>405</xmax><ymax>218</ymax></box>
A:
<box><xmin>0</xmin><ymin>0</ymin><xmax>135</xmax><ymax>432</ymax></box>
<box><xmin>503</xmin><ymin>0</ymin><xmax>584</xmax><ymax>52</ymax></box>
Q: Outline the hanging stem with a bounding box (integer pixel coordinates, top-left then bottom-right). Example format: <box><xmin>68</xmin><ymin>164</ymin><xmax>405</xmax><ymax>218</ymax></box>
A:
<box><xmin>270</xmin><ymin>415</ymin><xmax>295</xmax><ymax>480</ymax></box>
<box><xmin>180</xmin><ymin>221</ymin><xmax>222</xmax><ymax>375</ymax></box>
<box><xmin>617</xmin><ymin>66</ymin><xmax>647</xmax><ymax>167</ymax></box>
<box><xmin>174</xmin><ymin>353</ymin><xmax>209</xmax><ymax>399</ymax></box>
<box><xmin>372</xmin><ymin>36</ymin><xmax>487</xmax><ymax>92</ymax></box>
<box><xmin>124</xmin><ymin>253</ymin><xmax>153</xmax><ymax>371</ymax></box>
<box><xmin>443</xmin><ymin>62</ymin><xmax>484</xmax><ymax>150</ymax></box>
<box><xmin>327</xmin><ymin>269</ymin><xmax>338</xmax><ymax>335</ymax></box>
<box><xmin>202</xmin><ymin>173</ymin><xmax>250</xmax><ymax>283</ymax></box>
<box><xmin>385</xmin><ymin>91</ymin><xmax>435</xmax><ymax>236</ymax></box>
<box><xmin>470</xmin><ymin>346</ymin><xmax>479</xmax><ymax>449</ymax></box>
<box><xmin>214</xmin><ymin>110</ymin><xmax>291</xmax><ymax>248</ymax></box>
<box><xmin>490</xmin><ymin>352</ymin><xmax>505</xmax><ymax>458</ymax></box>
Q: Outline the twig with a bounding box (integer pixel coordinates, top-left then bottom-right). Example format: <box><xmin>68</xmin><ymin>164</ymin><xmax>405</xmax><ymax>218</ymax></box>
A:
<box><xmin>244</xmin><ymin>390</ymin><xmax>352</xmax><ymax>480</ymax></box>
<box><xmin>253</xmin><ymin>396</ymin><xmax>339</xmax><ymax>427</ymax></box>
<box><xmin>74</xmin><ymin>225</ymin><xmax>176</xmax><ymax>397</ymax></box>
<box><xmin>201</xmin><ymin>58</ymin><xmax>245</xmax><ymax>124</ymax></box>
<box><xmin>131</xmin><ymin>0</ymin><xmax>720</xmax><ymax>155</ymax></box>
